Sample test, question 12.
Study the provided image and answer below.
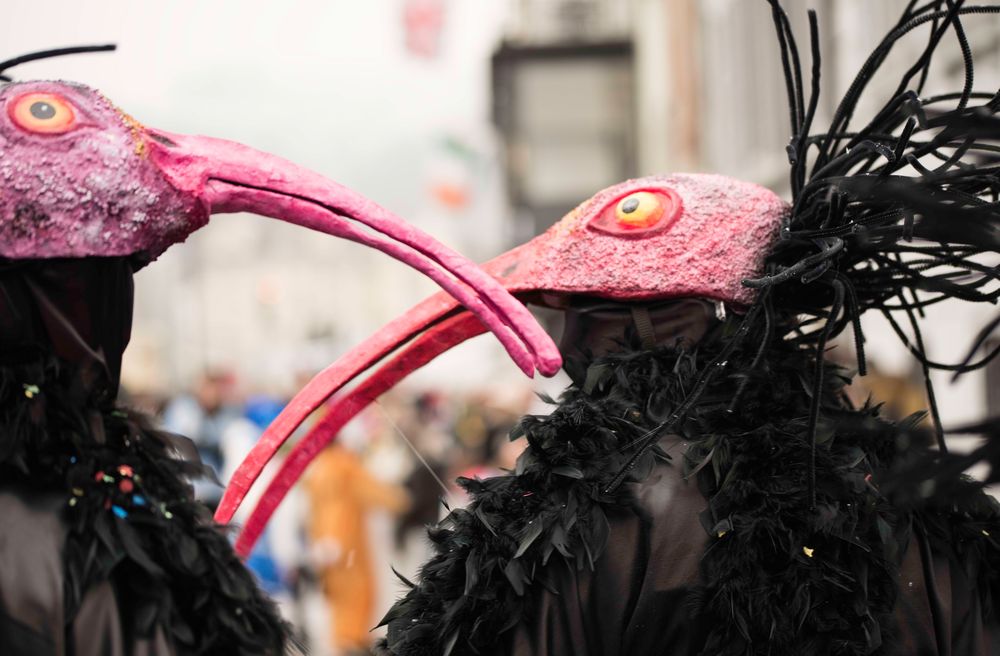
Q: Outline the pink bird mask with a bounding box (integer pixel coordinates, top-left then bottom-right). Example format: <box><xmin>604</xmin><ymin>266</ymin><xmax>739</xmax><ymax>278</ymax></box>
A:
<box><xmin>0</xmin><ymin>75</ymin><xmax>565</xmax><ymax>507</ymax></box>
<box><xmin>220</xmin><ymin>173</ymin><xmax>789</xmax><ymax>555</ymax></box>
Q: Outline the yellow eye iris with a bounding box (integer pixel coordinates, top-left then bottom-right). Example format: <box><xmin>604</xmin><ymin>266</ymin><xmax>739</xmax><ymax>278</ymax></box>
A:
<box><xmin>588</xmin><ymin>188</ymin><xmax>680</xmax><ymax>237</ymax></box>
<box><xmin>9</xmin><ymin>93</ymin><xmax>77</xmax><ymax>135</ymax></box>
<box><xmin>614</xmin><ymin>191</ymin><xmax>663</xmax><ymax>228</ymax></box>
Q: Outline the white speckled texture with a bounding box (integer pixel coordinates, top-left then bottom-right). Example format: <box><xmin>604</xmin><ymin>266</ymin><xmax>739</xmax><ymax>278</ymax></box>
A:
<box><xmin>0</xmin><ymin>80</ymin><xmax>207</xmax><ymax>260</ymax></box>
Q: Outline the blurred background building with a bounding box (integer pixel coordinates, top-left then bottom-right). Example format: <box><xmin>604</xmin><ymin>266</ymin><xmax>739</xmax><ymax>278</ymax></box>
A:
<box><xmin>4</xmin><ymin>0</ymin><xmax>998</xmax><ymax>653</ymax></box>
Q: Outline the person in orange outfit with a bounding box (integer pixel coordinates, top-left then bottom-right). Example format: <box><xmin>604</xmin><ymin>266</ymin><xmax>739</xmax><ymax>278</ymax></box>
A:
<box><xmin>306</xmin><ymin>439</ymin><xmax>409</xmax><ymax>655</ymax></box>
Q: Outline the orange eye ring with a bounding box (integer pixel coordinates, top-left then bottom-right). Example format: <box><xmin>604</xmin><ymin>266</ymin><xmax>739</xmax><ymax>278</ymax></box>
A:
<box><xmin>9</xmin><ymin>93</ymin><xmax>77</xmax><ymax>134</ymax></box>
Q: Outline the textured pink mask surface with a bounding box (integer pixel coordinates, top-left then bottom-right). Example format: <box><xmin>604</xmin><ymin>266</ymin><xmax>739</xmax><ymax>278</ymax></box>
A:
<box><xmin>498</xmin><ymin>174</ymin><xmax>788</xmax><ymax>306</ymax></box>
<box><xmin>0</xmin><ymin>81</ymin><xmax>206</xmax><ymax>259</ymax></box>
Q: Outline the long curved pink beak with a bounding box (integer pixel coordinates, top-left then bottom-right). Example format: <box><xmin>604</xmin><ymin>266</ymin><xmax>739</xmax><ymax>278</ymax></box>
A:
<box><xmin>144</xmin><ymin>132</ymin><xmax>561</xmax><ymax>526</ymax></box>
<box><xmin>227</xmin><ymin>246</ymin><xmax>537</xmax><ymax>556</ymax></box>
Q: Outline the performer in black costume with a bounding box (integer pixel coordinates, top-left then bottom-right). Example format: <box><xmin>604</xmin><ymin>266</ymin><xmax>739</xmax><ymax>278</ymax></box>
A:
<box><xmin>0</xmin><ymin>46</ymin><xmax>559</xmax><ymax>655</ymax></box>
<box><xmin>0</xmin><ymin>258</ymin><xmax>292</xmax><ymax>655</ymax></box>
<box><xmin>217</xmin><ymin>2</ymin><xmax>1000</xmax><ymax>653</ymax></box>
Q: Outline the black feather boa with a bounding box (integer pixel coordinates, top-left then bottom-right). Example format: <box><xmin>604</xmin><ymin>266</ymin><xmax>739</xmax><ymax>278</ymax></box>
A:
<box><xmin>376</xmin><ymin>317</ymin><xmax>1000</xmax><ymax>655</ymax></box>
<box><xmin>0</xmin><ymin>355</ymin><xmax>289</xmax><ymax>655</ymax></box>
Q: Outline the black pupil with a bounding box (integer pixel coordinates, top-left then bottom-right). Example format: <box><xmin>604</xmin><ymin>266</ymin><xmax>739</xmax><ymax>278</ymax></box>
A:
<box><xmin>30</xmin><ymin>102</ymin><xmax>56</xmax><ymax>120</ymax></box>
<box><xmin>621</xmin><ymin>197</ymin><xmax>640</xmax><ymax>214</ymax></box>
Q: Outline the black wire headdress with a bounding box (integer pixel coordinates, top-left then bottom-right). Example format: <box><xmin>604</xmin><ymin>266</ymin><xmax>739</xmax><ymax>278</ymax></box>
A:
<box><xmin>609</xmin><ymin>0</ymin><xmax>1000</xmax><ymax>496</ymax></box>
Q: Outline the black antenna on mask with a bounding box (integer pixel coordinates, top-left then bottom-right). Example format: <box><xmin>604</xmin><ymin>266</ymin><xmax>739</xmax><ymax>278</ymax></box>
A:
<box><xmin>0</xmin><ymin>44</ymin><xmax>116</xmax><ymax>82</ymax></box>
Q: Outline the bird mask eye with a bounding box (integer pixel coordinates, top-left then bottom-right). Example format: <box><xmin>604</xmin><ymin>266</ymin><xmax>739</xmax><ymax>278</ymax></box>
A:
<box><xmin>9</xmin><ymin>92</ymin><xmax>78</xmax><ymax>134</ymax></box>
<box><xmin>588</xmin><ymin>189</ymin><xmax>681</xmax><ymax>237</ymax></box>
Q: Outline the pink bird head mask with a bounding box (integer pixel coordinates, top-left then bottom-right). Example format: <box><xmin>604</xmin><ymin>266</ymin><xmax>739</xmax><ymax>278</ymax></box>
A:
<box><xmin>0</xmin><ymin>78</ymin><xmax>560</xmax><ymax>380</ymax></box>
<box><xmin>220</xmin><ymin>172</ymin><xmax>789</xmax><ymax>555</ymax></box>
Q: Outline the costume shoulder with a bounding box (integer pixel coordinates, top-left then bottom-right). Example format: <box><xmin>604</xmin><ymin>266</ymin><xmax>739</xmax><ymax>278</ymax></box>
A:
<box><xmin>377</xmin><ymin>344</ymin><xmax>706</xmax><ymax>655</ymax></box>
<box><xmin>0</xmin><ymin>357</ymin><xmax>291</xmax><ymax>656</ymax></box>
<box><xmin>0</xmin><ymin>486</ymin><xmax>180</xmax><ymax>656</ymax></box>
<box><xmin>56</xmin><ymin>414</ymin><xmax>291</xmax><ymax>656</ymax></box>
<box><xmin>0</xmin><ymin>486</ymin><xmax>67</xmax><ymax>656</ymax></box>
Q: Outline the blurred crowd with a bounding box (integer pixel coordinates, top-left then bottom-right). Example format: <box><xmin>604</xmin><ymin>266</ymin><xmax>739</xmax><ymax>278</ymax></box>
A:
<box><xmin>127</xmin><ymin>370</ymin><xmax>535</xmax><ymax>656</ymax></box>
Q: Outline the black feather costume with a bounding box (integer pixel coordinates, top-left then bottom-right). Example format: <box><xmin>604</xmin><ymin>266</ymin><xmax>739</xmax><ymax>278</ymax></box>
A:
<box><xmin>378</xmin><ymin>313</ymin><xmax>1000</xmax><ymax>655</ymax></box>
<box><xmin>374</xmin><ymin>2</ymin><xmax>1000</xmax><ymax>654</ymax></box>
<box><xmin>0</xmin><ymin>256</ymin><xmax>290</xmax><ymax>655</ymax></box>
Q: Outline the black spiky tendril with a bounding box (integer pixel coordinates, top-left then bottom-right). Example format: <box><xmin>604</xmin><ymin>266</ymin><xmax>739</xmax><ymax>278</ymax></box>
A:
<box><xmin>609</xmin><ymin>0</ymin><xmax>1000</xmax><ymax>498</ymax></box>
<box><xmin>0</xmin><ymin>44</ymin><xmax>116</xmax><ymax>82</ymax></box>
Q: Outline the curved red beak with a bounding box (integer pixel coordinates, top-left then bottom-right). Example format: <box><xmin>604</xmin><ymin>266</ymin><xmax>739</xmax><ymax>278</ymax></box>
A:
<box><xmin>147</xmin><ymin>130</ymin><xmax>559</xmax><ymax>378</ymax></box>
<box><xmin>143</xmin><ymin>131</ymin><xmax>562</xmax><ymax>526</ymax></box>
<box><xmin>227</xmin><ymin>246</ymin><xmax>539</xmax><ymax>556</ymax></box>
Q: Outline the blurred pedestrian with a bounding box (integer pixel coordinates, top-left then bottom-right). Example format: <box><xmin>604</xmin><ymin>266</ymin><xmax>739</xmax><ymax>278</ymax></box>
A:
<box><xmin>221</xmin><ymin>396</ymin><xmax>303</xmax><ymax>603</ymax></box>
<box><xmin>306</xmin><ymin>435</ymin><xmax>409</xmax><ymax>655</ymax></box>
<box><xmin>161</xmin><ymin>368</ymin><xmax>240</xmax><ymax>509</ymax></box>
